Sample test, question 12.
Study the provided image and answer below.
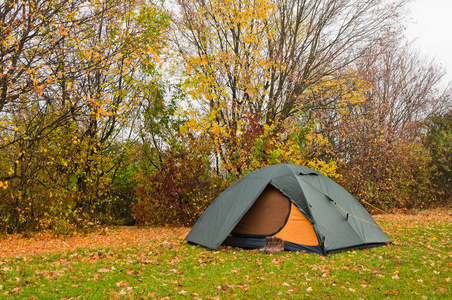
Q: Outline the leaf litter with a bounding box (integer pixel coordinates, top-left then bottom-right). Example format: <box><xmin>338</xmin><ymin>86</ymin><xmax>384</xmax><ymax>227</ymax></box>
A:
<box><xmin>0</xmin><ymin>227</ymin><xmax>189</xmax><ymax>258</ymax></box>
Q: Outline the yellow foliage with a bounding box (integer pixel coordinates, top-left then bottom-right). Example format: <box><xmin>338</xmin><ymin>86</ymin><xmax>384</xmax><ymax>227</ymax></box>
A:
<box><xmin>301</xmin><ymin>71</ymin><xmax>369</xmax><ymax>114</ymax></box>
<box><xmin>0</xmin><ymin>181</ymin><xmax>8</xmax><ymax>189</ymax></box>
<box><xmin>180</xmin><ymin>104</ymin><xmax>341</xmax><ymax>179</ymax></box>
<box><xmin>306</xmin><ymin>160</ymin><xmax>341</xmax><ymax>179</ymax></box>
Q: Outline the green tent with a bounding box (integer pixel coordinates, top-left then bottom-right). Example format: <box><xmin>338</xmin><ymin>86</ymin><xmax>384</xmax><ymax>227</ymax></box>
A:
<box><xmin>186</xmin><ymin>164</ymin><xmax>390</xmax><ymax>255</ymax></box>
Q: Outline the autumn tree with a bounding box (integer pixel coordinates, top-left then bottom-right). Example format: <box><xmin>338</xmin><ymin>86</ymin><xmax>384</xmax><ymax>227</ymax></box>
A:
<box><xmin>170</xmin><ymin>0</ymin><xmax>409</xmax><ymax>175</ymax></box>
<box><xmin>314</xmin><ymin>41</ymin><xmax>451</xmax><ymax>210</ymax></box>
<box><xmin>0</xmin><ymin>0</ymin><xmax>169</xmax><ymax>233</ymax></box>
<box><xmin>0</xmin><ymin>0</ymin><xmax>86</xmax><ymax>114</ymax></box>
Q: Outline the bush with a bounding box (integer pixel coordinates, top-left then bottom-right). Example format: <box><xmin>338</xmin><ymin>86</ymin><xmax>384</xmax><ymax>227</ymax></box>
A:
<box><xmin>133</xmin><ymin>147</ymin><xmax>228</xmax><ymax>227</ymax></box>
<box><xmin>425</xmin><ymin>112</ymin><xmax>452</xmax><ymax>204</ymax></box>
<box><xmin>339</xmin><ymin>140</ymin><xmax>437</xmax><ymax>212</ymax></box>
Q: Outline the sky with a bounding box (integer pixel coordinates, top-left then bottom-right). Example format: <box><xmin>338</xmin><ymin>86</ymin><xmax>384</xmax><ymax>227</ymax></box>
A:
<box><xmin>404</xmin><ymin>0</ymin><xmax>452</xmax><ymax>83</ymax></box>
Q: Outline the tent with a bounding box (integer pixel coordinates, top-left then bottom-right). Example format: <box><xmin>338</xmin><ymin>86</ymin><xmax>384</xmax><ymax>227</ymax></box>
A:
<box><xmin>185</xmin><ymin>164</ymin><xmax>390</xmax><ymax>255</ymax></box>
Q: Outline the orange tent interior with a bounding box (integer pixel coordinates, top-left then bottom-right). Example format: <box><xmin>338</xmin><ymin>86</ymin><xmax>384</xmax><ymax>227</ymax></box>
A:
<box><xmin>232</xmin><ymin>185</ymin><xmax>319</xmax><ymax>246</ymax></box>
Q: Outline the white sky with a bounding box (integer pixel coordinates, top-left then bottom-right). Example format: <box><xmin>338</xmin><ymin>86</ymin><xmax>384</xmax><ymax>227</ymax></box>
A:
<box><xmin>404</xmin><ymin>0</ymin><xmax>452</xmax><ymax>83</ymax></box>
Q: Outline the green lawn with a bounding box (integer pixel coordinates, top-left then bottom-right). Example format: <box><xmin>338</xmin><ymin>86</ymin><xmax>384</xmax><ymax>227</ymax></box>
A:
<box><xmin>0</xmin><ymin>211</ymin><xmax>451</xmax><ymax>299</ymax></box>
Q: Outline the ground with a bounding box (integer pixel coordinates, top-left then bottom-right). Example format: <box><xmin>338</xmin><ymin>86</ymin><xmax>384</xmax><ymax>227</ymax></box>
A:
<box><xmin>0</xmin><ymin>227</ymin><xmax>190</xmax><ymax>259</ymax></box>
<box><xmin>0</xmin><ymin>209</ymin><xmax>450</xmax><ymax>258</ymax></box>
<box><xmin>0</xmin><ymin>209</ymin><xmax>450</xmax><ymax>299</ymax></box>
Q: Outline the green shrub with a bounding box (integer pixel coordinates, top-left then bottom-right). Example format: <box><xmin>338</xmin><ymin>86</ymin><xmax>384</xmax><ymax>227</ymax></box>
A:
<box><xmin>425</xmin><ymin>112</ymin><xmax>452</xmax><ymax>204</ymax></box>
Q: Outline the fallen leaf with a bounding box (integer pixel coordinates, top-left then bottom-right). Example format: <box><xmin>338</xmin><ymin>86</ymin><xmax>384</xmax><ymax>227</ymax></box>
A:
<box><xmin>97</xmin><ymin>268</ymin><xmax>110</xmax><ymax>273</ymax></box>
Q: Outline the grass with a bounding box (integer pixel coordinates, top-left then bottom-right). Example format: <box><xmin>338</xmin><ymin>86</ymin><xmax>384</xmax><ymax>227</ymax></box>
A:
<box><xmin>0</xmin><ymin>210</ymin><xmax>451</xmax><ymax>299</ymax></box>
